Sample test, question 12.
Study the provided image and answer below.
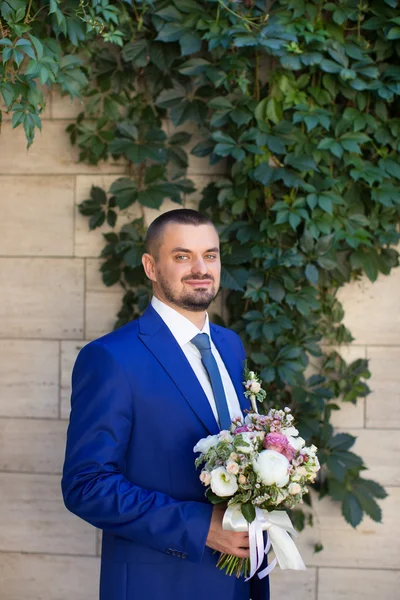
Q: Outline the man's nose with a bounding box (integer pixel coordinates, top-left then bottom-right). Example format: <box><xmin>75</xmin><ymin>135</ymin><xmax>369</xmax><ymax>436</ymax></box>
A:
<box><xmin>192</xmin><ymin>256</ymin><xmax>208</xmax><ymax>274</ymax></box>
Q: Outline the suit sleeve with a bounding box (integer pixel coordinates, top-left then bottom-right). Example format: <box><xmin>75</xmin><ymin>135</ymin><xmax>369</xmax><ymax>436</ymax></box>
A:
<box><xmin>61</xmin><ymin>341</ymin><xmax>213</xmax><ymax>563</ymax></box>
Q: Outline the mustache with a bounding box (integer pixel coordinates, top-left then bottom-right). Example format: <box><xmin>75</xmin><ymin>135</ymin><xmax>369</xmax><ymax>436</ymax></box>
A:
<box><xmin>182</xmin><ymin>274</ymin><xmax>215</xmax><ymax>282</ymax></box>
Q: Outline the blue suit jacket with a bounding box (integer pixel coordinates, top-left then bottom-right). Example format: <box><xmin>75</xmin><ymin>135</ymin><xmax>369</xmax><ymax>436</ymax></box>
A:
<box><xmin>62</xmin><ymin>304</ymin><xmax>270</xmax><ymax>600</ymax></box>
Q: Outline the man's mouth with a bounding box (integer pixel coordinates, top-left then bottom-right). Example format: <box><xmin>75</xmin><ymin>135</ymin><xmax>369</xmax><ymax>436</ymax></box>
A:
<box><xmin>184</xmin><ymin>279</ymin><xmax>213</xmax><ymax>287</ymax></box>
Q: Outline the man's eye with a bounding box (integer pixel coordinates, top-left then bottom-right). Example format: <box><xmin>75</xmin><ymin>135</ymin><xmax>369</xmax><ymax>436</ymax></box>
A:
<box><xmin>175</xmin><ymin>255</ymin><xmax>189</xmax><ymax>260</ymax></box>
<box><xmin>205</xmin><ymin>254</ymin><xmax>217</xmax><ymax>259</ymax></box>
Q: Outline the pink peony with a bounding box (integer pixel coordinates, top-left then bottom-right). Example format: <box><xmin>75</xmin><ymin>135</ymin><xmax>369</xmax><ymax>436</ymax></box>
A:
<box><xmin>264</xmin><ymin>433</ymin><xmax>297</xmax><ymax>461</ymax></box>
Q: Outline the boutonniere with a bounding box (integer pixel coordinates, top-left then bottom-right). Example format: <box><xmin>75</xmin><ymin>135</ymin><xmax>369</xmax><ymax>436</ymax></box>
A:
<box><xmin>242</xmin><ymin>362</ymin><xmax>267</xmax><ymax>412</ymax></box>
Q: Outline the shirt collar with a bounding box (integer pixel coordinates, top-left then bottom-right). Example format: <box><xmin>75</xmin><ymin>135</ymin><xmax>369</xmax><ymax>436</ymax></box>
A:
<box><xmin>151</xmin><ymin>296</ymin><xmax>210</xmax><ymax>347</ymax></box>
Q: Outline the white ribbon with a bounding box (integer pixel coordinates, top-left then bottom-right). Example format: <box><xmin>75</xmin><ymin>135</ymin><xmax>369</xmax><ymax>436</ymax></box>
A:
<box><xmin>222</xmin><ymin>505</ymin><xmax>306</xmax><ymax>580</ymax></box>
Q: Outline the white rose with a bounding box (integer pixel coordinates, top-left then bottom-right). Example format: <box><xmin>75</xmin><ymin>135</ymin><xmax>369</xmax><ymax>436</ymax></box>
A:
<box><xmin>193</xmin><ymin>434</ymin><xmax>219</xmax><ymax>454</ymax></box>
<box><xmin>281</xmin><ymin>427</ymin><xmax>299</xmax><ymax>439</ymax></box>
<box><xmin>210</xmin><ymin>467</ymin><xmax>238</xmax><ymax>497</ymax></box>
<box><xmin>288</xmin><ymin>482</ymin><xmax>301</xmax><ymax>495</ymax></box>
<box><xmin>250</xmin><ymin>381</ymin><xmax>261</xmax><ymax>394</ymax></box>
<box><xmin>253</xmin><ymin>450</ymin><xmax>290</xmax><ymax>488</ymax></box>
<box><xmin>226</xmin><ymin>460</ymin><xmax>240</xmax><ymax>475</ymax></box>
<box><xmin>218</xmin><ymin>431</ymin><xmax>233</xmax><ymax>443</ymax></box>
<box><xmin>296</xmin><ymin>466</ymin><xmax>308</xmax><ymax>477</ymax></box>
<box><xmin>200</xmin><ymin>471</ymin><xmax>211</xmax><ymax>486</ymax></box>
<box><xmin>287</xmin><ymin>435</ymin><xmax>305</xmax><ymax>451</ymax></box>
<box><xmin>236</xmin><ymin>432</ymin><xmax>255</xmax><ymax>453</ymax></box>
<box><xmin>275</xmin><ymin>489</ymin><xmax>288</xmax><ymax>505</ymax></box>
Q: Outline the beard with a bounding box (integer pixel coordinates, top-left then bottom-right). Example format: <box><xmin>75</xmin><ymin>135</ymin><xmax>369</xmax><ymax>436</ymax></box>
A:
<box><xmin>156</xmin><ymin>271</ymin><xmax>218</xmax><ymax>312</ymax></box>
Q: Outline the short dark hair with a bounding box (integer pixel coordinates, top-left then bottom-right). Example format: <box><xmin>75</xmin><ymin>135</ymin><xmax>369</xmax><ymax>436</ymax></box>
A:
<box><xmin>145</xmin><ymin>208</ymin><xmax>215</xmax><ymax>258</ymax></box>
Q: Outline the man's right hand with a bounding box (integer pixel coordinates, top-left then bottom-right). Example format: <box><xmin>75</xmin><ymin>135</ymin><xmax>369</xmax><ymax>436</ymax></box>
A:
<box><xmin>205</xmin><ymin>505</ymin><xmax>249</xmax><ymax>558</ymax></box>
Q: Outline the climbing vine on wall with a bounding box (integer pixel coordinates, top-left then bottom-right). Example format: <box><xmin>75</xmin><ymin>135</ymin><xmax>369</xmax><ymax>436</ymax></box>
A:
<box><xmin>3</xmin><ymin>0</ymin><xmax>400</xmax><ymax>533</ymax></box>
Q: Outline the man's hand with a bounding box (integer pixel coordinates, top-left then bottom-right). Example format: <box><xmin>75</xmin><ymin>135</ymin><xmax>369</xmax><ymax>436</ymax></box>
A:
<box><xmin>206</xmin><ymin>505</ymin><xmax>249</xmax><ymax>558</ymax></box>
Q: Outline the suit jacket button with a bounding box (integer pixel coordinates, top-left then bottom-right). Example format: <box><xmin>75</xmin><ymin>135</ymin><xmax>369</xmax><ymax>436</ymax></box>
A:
<box><xmin>166</xmin><ymin>548</ymin><xmax>172</xmax><ymax>554</ymax></box>
<box><xmin>176</xmin><ymin>551</ymin><xmax>182</xmax><ymax>558</ymax></box>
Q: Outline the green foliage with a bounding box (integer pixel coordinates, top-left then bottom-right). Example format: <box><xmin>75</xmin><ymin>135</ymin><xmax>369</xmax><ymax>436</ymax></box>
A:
<box><xmin>8</xmin><ymin>0</ymin><xmax>400</xmax><ymax>529</ymax></box>
<box><xmin>0</xmin><ymin>0</ymin><xmax>128</xmax><ymax>145</ymax></box>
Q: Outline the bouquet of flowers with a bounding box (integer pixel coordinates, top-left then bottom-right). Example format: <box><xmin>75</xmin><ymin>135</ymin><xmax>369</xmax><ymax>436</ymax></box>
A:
<box><xmin>194</xmin><ymin>368</ymin><xmax>320</xmax><ymax>579</ymax></box>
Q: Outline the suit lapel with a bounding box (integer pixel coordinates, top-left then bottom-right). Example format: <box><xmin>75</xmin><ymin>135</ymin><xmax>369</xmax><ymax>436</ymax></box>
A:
<box><xmin>210</xmin><ymin>325</ymin><xmax>250</xmax><ymax>415</ymax></box>
<box><xmin>138</xmin><ymin>305</ymin><xmax>219</xmax><ymax>435</ymax></box>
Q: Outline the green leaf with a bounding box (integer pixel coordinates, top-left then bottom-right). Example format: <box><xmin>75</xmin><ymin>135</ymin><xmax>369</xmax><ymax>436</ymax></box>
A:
<box><xmin>267</xmin><ymin>279</ymin><xmax>285</xmax><ymax>302</ymax></box>
<box><xmin>180</xmin><ymin>31</ymin><xmax>202</xmax><ymax>56</ymax></box>
<box><xmin>305</xmin><ymin>263</ymin><xmax>318</xmax><ymax>284</ymax></box>
<box><xmin>252</xmin><ymin>163</ymin><xmax>274</xmax><ymax>185</ymax></box>
<box><xmin>387</xmin><ymin>27</ymin><xmax>400</xmax><ymax>40</ymax></box>
<box><xmin>284</xmin><ymin>154</ymin><xmax>317</xmax><ymax>171</ymax></box>
<box><xmin>206</xmin><ymin>489</ymin><xmax>229</xmax><ymax>504</ymax></box>
<box><xmin>241</xmin><ymin>502</ymin><xmax>256</xmax><ymax>524</ymax></box>
<box><xmin>221</xmin><ymin>267</ymin><xmax>248</xmax><ymax>291</ymax></box>
<box><xmin>342</xmin><ymin>493</ymin><xmax>363</xmax><ymax>527</ymax></box>
<box><xmin>329</xmin><ymin>433</ymin><xmax>355</xmax><ymax>451</ymax></box>
<box><xmin>266</xmin><ymin>98</ymin><xmax>282</xmax><ymax>125</ymax></box>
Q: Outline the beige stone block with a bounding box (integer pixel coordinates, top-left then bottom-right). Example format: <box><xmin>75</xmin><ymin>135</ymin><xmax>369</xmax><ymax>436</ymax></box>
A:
<box><xmin>74</xmin><ymin>175</ymin><xmax>141</xmax><ymax>258</ymax></box>
<box><xmin>347</xmin><ymin>428</ymin><xmax>399</xmax><ymax>486</ymax></box>
<box><xmin>328</xmin><ymin>345</ymin><xmax>366</xmax><ymax>429</ymax></box>
<box><xmin>61</xmin><ymin>340</ymin><xmax>90</xmax><ymax>419</ymax></box>
<box><xmin>296</xmin><ymin>489</ymin><xmax>400</xmax><ymax>569</ymax></box>
<box><xmin>85</xmin><ymin>290</ymin><xmax>124</xmax><ymax>340</ymax></box>
<box><xmin>86</xmin><ymin>258</ymin><xmax>122</xmax><ymax>293</ymax></box>
<box><xmin>0</xmin><ymin>121</ymin><xmax>125</xmax><ymax>175</ymax></box>
<box><xmin>51</xmin><ymin>91</ymin><xmax>85</xmax><ymax>120</ymax></box>
<box><xmin>337</xmin><ymin>270</ymin><xmax>400</xmax><ymax>345</ymax></box>
<box><xmin>0</xmin><ymin>473</ymin><xmax>96</xmax><ymax>555</ymax></box>
<box><xmin>0</xmin><ymin>258</ymin><xmax>84</xmax><ymax>339</ymax></box>
<box><xmin>0</xmin><ymin>418</ymin><xmax>67</xmax><ymax>474</ymax></box>
<box><xmin>270</xmin><ymin>567</ymin><xmax>316</xmax><ymax>600</ymax></box>
<box><xmin>0</xmin><ymin>552</ymin><xmax>100</xmax><ymax>600</ymax></box>
<box><xmin>0</xmin><ymin>176</ymin><xmax>75</xmax><ymax>256</ymax></box>
<box><xmin>318</xmin><ymin>568</ymin><xmax>400</xmax><ymax>600</ymax></box>
<box><xmin>0</xmin><ymin>340</ymin><xmax>59</xmax><ymax>418</ymax></box>
<box><xmin>366</xmin><ymin>346</ymin><xmax>400</xmax><ymax>428</ymax></box>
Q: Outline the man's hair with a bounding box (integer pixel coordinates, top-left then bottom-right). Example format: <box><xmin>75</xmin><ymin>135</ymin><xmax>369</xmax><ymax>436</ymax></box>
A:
<box><xmin>145</xmin><ymin>209</ymin><xmax>215</xmax><ymax>258</ymax></box>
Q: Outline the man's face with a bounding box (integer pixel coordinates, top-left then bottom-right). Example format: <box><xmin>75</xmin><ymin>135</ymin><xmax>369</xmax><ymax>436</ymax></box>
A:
<box><xmin>144</xmin><ymin>223</ymin><xmax>221</xmax><ymax>312</ymax></box>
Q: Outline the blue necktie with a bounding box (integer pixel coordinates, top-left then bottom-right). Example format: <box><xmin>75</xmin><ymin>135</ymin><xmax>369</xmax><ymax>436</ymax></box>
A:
<box><xmin>191</xmin><ymin>333</ymin><xmax>232</xmax><ymax>431</ymax></box>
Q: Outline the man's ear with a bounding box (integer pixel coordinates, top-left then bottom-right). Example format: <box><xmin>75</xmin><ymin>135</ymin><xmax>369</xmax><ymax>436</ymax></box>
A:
<box><xmin>142</xmin><ymin>253</ymin><xmax>157</xmax><ymax>283</ymax></box>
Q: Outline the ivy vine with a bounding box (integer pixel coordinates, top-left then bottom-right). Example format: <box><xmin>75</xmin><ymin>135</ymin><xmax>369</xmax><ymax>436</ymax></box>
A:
<box><xmin>3</xmin><ymin>0</ymin><xmax>400</xmax><ymax>532</ymax></box>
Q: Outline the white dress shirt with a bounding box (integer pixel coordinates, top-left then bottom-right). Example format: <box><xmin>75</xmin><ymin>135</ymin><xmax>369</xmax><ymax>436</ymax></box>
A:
<box><xmin>151</xmin><ymin>296</ymin><xmax>242</xmax><ymax>425</ymax></box>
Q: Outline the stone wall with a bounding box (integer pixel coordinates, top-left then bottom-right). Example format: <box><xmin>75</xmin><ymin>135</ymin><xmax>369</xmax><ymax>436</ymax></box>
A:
<box><xmin>0</xmin><ymin>93</ymin><xmax>399</xmax><ymax>599</ymax></box>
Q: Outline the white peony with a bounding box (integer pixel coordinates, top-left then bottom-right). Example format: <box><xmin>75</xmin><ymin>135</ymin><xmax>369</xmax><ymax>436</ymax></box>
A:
<box><xmin>210</xmin><ymin>467</ymin><xmax>238</xmax><ymax>497</ymax></box>
<box><xmin>253</xmin><ymin>449</ymin><xmax>290</xmax><ymax>488</ymax></box>
<box><xmin>193</xmin><ymin>434</ymin><xmax>219</xmax><ymax>454</ymax></box>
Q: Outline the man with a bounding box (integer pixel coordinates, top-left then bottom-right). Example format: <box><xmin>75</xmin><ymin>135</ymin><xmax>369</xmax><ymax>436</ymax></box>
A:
<box><xmin>62</xmin><ymin>209</ymin><xmax>270</xmax><ymax>600</ymax></box>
